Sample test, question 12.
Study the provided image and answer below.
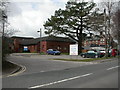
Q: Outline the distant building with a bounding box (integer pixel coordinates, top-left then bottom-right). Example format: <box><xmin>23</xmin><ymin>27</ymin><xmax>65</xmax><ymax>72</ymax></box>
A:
<box><xmin>83</xmin><ymin>34</ymin><xmax>117</xmax><ymax>51</ymax></box>
<box><xmin>11</xmin><ymin>36</ymin><xmax>34</xmax><ymax>53</ymax></box>
<box><xmin>83</xmin><ymin>35</ymin><xmax>106</xmax><ymax>47</ymax></box>
<box><xmin>10</xmin><ymin>34</ymin><xmax>117</xmax><ymax>53</ymax></box>
<box><xmin>11</xmin><ymin>36</ymin><xmax>75</xmax><ymax>53</ymax></box>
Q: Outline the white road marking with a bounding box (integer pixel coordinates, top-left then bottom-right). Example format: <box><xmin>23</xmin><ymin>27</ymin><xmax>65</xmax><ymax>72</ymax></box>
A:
<box><xmin>28</xmin><ymin>73</ymin><xmax>93</xmax><ymax>89</ymax></box>
<box><xmin>107</xmin><ymin>66</ymin><xmax>119</xmax><ymax>70</ymax></box>
<box><xmin>40</xmin><ymin>71</ymin><xmax>45</xmax><ymax>72</ymax></box>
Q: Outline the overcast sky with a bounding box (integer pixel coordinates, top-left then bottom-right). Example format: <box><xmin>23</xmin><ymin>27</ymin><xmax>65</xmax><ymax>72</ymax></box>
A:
<box><xmin>6</xmin><ymin>0</ymin><xmax>112</xmax><ymax>38</ymax></box>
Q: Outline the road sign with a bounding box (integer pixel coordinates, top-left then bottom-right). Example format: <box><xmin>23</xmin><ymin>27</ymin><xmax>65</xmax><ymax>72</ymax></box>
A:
<box><xmin>69</xmin><ymin>44</ymin><xmax>78</xmax><ymax>55</ymax></box>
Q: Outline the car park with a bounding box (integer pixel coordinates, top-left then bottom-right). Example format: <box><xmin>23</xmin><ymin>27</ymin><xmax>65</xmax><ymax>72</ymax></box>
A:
<box><xmin>80</xmin><ymin>50</ymin><xmax>105</xmax><ymax>58</ymax></box>
<box><xmin>47</xmin><ymin>49</ymin><xmax>61</xmax><ymax>55</ymax></box>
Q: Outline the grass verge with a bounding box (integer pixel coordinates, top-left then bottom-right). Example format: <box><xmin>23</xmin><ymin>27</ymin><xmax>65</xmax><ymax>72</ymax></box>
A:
<box><xmin>52</xmin><ymin>56</ymin><xmax>118</xmax><ymax>62</ymax></box>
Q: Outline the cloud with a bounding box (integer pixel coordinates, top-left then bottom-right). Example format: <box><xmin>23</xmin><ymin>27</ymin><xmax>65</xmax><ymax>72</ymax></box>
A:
<box><xmin>8</xmin><ymin>0</ymin><xmax>104</xmax><ymax>37</ymax></box>
<box><xmin>8</xmin><ymin>1</ymin><xmax>67</xmax><ymax>37</ymax></box>
<box><xmin>7</xmin><ymin>2</ymin><xmax>22</xmax><ymax>17</ymax></box>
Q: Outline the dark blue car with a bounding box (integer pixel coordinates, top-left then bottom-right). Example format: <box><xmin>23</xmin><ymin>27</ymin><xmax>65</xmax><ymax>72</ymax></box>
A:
<box><xmin>80</xmin><ymin>50</ymin><xmax>105</xmax><ymax>58</ymax></box>
<box><xmin>47</xmin><ymin>49</ymin><xmax>61</xmax><ymax>55</ymax></box>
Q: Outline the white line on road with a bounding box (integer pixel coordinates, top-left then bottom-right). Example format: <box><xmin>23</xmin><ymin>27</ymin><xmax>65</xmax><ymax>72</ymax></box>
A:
<box><xmin>40</xmin><ymin>71</ymin><xmax>45</xmax><ymax>72</ymax></box>
<box><xmin>107</xmin><ymin>66</ymin><xmax>119</xmax><ymax>70</ymax></box>
<box><xmin>28</xmin><ymin>73</ymin><xmax>93</xmax><ymax>89</ymax></box>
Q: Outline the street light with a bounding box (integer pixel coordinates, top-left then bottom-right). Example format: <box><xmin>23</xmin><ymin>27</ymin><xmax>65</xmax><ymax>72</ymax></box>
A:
<box><xmin>37</xmin><ymin>28</ymin><xmax>42</xmax><ymax>53</ymax></box>
<box><xmin>37</xmin><ymin>28</ymin><xmax>42</xmax><ymax>38</ymax></box>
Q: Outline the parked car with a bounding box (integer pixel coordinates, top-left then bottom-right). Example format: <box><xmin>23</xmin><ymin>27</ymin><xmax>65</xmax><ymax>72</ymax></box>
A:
<box><xmin>47</xmin><ymin>49</ymin><xmax>61</xmax><ymax>55</ymax></box>
<box><xmin>99</xmin><ymin>50</ymin><xmax>111</xmax><ymax>57</ymax></box>
<box><xmin>80</xmin><ymin>50</ymin><xmax>105</xmax><ymax>58</ymax></box>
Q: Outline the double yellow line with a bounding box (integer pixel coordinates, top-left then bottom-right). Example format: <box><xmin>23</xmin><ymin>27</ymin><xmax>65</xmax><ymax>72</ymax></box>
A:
<box><xmin>1</xmin><ymin>61</ymin><xmax>26</xmax><ymax>78</ymax></box>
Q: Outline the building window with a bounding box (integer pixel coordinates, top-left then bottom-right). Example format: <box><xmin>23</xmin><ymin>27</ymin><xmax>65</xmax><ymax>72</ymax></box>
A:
<box><xmin>42</xmin><ymin>45</ymin><xmax>45</xmax><ymax>50</ymax></box>
<box><xmin>89</xmin><ymin>41</ymin><xmax>91</xmax><ymax>44</ymax></box>
<box><xmin>103</xmin><ymin>38</ymin><xmax>105</xmax><ymax>41</ymax></box>
<box><xmin>57</xmin><ymin>45</ymin><xmax>60</xmax><ymax>50</ymax></box>
<box><xmin>64</xmin><ymin>47</ymin><xmax>67</xmax><ymax>50</ymax></box>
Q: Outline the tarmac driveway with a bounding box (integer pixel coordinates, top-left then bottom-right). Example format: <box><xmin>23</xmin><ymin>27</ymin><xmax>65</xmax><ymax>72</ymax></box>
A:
<box><xmin>7</xmin><ymin>53</ymin><xmax>95</xmax><ymax>76</ymax></box>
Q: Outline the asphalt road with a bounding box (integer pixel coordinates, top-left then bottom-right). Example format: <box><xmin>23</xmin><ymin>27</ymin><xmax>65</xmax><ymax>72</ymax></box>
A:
<box><xmin>2</xmin><ymin>55</ymin><xmax>119</xmax><ymax>88</ymax></box>
<box><xmin>5</xmin><ymin>55</ymin><xmax>94</xmax><ymax>75</ymax></box>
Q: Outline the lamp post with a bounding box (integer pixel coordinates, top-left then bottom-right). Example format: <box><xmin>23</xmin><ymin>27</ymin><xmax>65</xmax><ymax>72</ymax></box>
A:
<box><xmin>37</xmin><ymin>28</ymin><xmax>42</xmax><ymax>38</ymax></box>
<box><xmin>37</xmin><ymin>28</ymin><xmax>42</xmax><ymax>53</ymax></box>
<box><xmin>104</xmin><ymin>8</ymin><xmax>109</xmax><ymax>58</ymax></box>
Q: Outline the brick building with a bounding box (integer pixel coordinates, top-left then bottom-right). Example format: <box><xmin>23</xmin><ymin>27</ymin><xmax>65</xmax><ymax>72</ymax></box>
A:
<box><xmin>12</xmin><ymin>36</ymin><xmax>75</xmax><ymax>53</ymax></box>
<box><xmin>11</xmin><ymin>36</ymin><xmax>34</xmax><ymax>52</ymax></box>
<box><xmin>83</xmin><ymin>35</ymin><xmax>106</xmax><ymax>47</ymax></box>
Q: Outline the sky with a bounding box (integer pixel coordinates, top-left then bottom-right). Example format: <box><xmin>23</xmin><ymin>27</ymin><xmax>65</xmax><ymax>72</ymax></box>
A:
<box><xmin>7</xmin><ymin>0</ymin><xmax>68</xmax><ymax>38</ymax></box>
<box><xmin>6</xmin><ymin>0</ymin><xmax>114</xmax><ymax>38</ymax></box>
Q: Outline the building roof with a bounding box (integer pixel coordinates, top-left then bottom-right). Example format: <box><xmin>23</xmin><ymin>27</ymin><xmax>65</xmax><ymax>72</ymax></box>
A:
<box><xmin>20</xmin><ymin>36</ymin><xmax>75</xmax><ymax>45</ymax></box>
<box><xmin>85</xmin><ymin>35</ymin><xmax>102</xmax><ymax>41</ymax></box>
<box><xmin>20</xmin><ymin>39</ymin><xmax>39</xmax><ymax>45</ymax></box>
<box><xmin>39</xmin><ymin>36</ymin><xmax>75</xmax><ymax>42</ymax></box>
<box><xmin>12</xmin><ymin>36</ymin><xmax>34</xmax><ymax>39</ymax></box>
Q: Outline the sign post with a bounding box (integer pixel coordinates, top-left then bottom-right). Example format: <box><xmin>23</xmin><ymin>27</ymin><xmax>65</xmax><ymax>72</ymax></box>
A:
<box><xmin>69</xmin><ymin>44</ymin><xmax>78</xmax><ymax>55</ymax></box>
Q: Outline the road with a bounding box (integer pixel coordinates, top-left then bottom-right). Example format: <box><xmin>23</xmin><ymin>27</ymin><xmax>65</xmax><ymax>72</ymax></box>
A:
<box><xmin>2</xmin><ymin>55</ymin><xmax>119</xmax><ymax>88</ymax></box>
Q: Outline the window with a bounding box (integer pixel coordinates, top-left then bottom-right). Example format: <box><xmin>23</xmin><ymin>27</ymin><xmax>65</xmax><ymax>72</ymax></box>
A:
<box><xmin>42</xmin><ymin>45</ymin><xmax>45</xmax><ymax>50</ymax></box>
<box><xmin>57</xmin><ymin>45</ymin><xmax>60</xmax><ymax>50</ymax></box>
<box><xmin>89</xmin><ymin>41</ymin><xmax>91</xmax><ymax>44</ymax></box>
<box><xmin>88</xmin><ymin>51</ymin><xmax>95</xmax><ymax>53</ymax></box>
<box><xmin>103</xmin><ymin>38</ymin><xmax>105</xmax><ymax>41</ymax></box>
<box><xmin>64</xmin><ymin>47</ymin><xmax>67</xmax><ymax>50</ymax></box>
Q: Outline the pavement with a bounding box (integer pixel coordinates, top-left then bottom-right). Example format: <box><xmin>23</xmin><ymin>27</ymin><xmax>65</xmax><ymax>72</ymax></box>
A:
<box><xmin>2</xmin><ymin>53</ymin><xmax>119</xmax><ymax>78</ymax></box>
<box><xmin>2</xmin><ymin>61</ymin><xmax>22</xmax><ymax>78</ymax></box>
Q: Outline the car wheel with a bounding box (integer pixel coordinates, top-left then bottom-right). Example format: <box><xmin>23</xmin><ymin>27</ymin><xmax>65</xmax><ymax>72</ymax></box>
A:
<box><xmin>95</xmin><ymin>55</ymin><xmax>98</xmax><ymax>58</ymax></box>
<box><xmin>82</xmin><ymin>55</ymin><xmax>85</xmax><ymax>58</ymax></box>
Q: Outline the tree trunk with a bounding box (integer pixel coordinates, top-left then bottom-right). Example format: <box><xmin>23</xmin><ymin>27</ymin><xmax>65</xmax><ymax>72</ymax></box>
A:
<box><xmin>78</xmin><ymin>39</ymin><xmax>82</xmax><ymax>54</ymax></box>
<box><xmin>78</xmin><ymin>29</ymin><xmax>83</xmax><ymax>54</ymax></box>
<box><xmin>78</xmin><ymin>16</ymin><xmax>83</xmax><ymax>55</ymax></box>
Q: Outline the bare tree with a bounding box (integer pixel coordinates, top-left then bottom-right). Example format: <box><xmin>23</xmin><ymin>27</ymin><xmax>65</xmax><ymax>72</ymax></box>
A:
<box><xmin>0</xmin><ymin>1</ymin><xmax>8</xmax><ymax>36</ymax></box>
<box><xmin>98</xmin><ymin>0</ymin><xmax>117</xmax><ymax>57</ymax></box>
<box><xmin>112</xmin><ymin>2</ymin><xmax>120</xmax><ymax>45</ymax></box>
<box><xmin>0</xmin><ymin>1</ymin><xmax>19</xmax><ymax>62</ymax></box>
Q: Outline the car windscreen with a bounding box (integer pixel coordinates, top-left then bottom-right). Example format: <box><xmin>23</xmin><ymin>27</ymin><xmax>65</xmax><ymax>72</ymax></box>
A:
<box><xmin>53</xmin><ymin>49</ymin><xmax>57</xmax><ymax>51</ymax></box>
<box><xmin>87</xmin><ymin>51</ymin><xmax>95</xmax><ymax>53</ymax></box>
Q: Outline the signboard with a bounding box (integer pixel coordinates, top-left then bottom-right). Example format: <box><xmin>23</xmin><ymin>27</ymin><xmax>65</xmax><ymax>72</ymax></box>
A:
<box><xmin>69</xmin><ymin>44</ymin><xmax>78</xmax><ymax>55</ymax></box>
<box><xmin>24</xmin><ymin>46</ymin><xmax>28</xmax><ymax>51</ymax></box>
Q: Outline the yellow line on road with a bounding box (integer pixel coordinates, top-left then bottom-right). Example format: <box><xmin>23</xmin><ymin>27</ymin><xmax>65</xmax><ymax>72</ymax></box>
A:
<box><xmin>7</xmin><ymin>65</ymin><xmax>26</xmax><ymax>77</ymax></box>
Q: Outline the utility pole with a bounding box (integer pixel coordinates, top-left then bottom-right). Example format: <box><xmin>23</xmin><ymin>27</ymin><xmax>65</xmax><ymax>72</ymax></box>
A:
<box><xmin>104</xmin><ymin>8</ymin><xmax>108</xmax><ymax>58</ymax></box>
<box><xmin>37</xmin><ymin>28</ymin><xmax>42</xmax><ymax>53</ymax></box>
<box><xmin>2</xmin><ymin>11</ymin><xmax>5</xmax><ymax>36</ymax></box>
<box><xmin>37</xmin><ymin>28</ymin><xmax>42</xmax><ymax>38</ymax></box>
<box><xmin>1</xmin><ymin>2</ymin><xmax>7</xmax><ymax>37</ymax></box>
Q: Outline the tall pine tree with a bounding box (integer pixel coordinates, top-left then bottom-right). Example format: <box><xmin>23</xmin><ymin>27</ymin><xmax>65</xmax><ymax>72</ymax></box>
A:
<box><xmin>44</xmin><ymin>1</ymin><xmax>102</xmax><ymax>54</ymax></box>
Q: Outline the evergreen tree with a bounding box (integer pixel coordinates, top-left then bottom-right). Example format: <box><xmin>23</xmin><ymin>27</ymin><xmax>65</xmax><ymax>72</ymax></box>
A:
<box><xmin>44</xmin><ymin>1</ymin><xmax>103</xmax><ymax>54</ymax></box>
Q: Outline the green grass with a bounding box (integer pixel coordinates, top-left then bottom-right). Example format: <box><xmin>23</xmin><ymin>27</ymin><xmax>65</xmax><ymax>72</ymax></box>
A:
<box><xmin>52</xmin><ymin>56</ymin><xmax>117</xmax><ymax>62</ymax></box>
<box><xmin>39</xmin><ymin>52</ymin><xmax>47</xmax><ymax>55</ymax></box>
